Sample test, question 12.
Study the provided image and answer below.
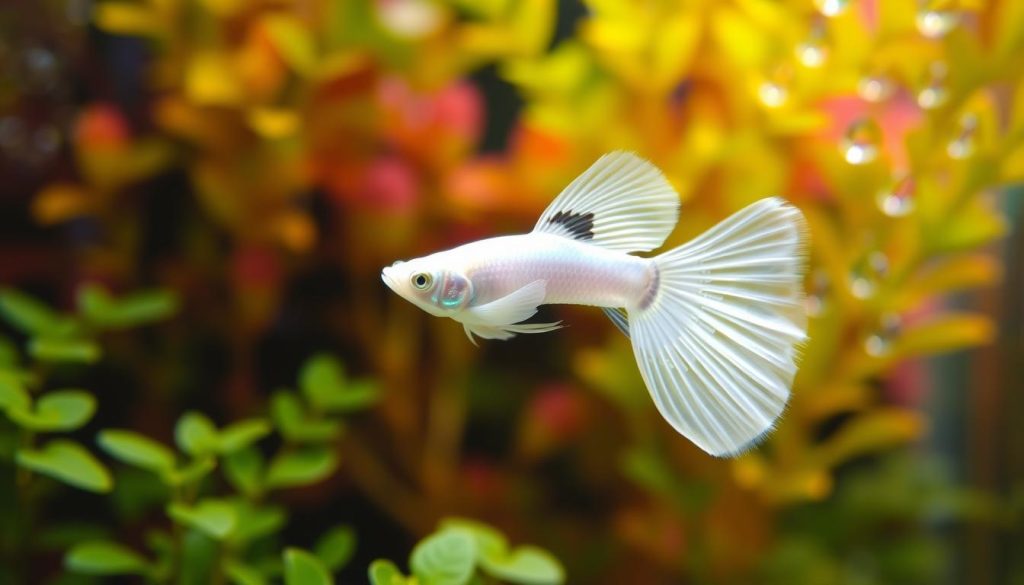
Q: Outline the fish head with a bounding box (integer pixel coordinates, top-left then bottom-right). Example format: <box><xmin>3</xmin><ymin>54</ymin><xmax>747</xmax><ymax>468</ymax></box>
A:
<box><xmin>381</xmin><ymin>258</ymin><xmax>474</xmax><ymax>317</ymax></box>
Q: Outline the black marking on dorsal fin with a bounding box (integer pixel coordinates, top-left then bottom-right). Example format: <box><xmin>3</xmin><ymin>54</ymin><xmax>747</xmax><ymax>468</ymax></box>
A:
<box><xmin>547</xmin><ymin>210</ymin><xmax>595</xmax><ymax>241</ymax></box>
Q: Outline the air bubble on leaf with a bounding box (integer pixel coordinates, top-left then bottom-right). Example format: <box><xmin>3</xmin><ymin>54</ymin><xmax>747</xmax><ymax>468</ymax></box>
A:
<box><xmin>915</xmin><ymin>1</ymin><xmax>961</xmax><ymax>39</ymax></box>
<box><xmin>841</xmin><ymin>118</ymin><xmax>881</xmax><ymax>165</ymax></box>
<box><xmin>814</xmin><ymin>0</ymin><xmax>849</xmax><ymax>17</ymax></box>
<box><xmin>757</xmin><ymin>65</ymin><xmax>793</xmax><ymax>109</ymax></box>
<box><xmin>858</xmin><ymin>75</ymin><xmax>895</xmax><ymax>103</ymax></box>
<box><xmin>917</xmin><ymin>62</ymin><xmax>949</xmax><ymax>110</ymax></box>
<box><xmin>805</xmin><ymin>270</ymin><xmax>831</xmax><ymax>317</ymax></box>
<box><xmin>850</xmin><ymin>251</ymin><xmax>889</xmax><ymax>299</ymax></box>
<box><xmin>877</xmin><ymin>173</ymin><xmax>916</xmax><ymax>217</ymax></box>
<box><xmin>947</xmin><ymin>112</ymin><xmax>978</xmax><ymax>159</ymax></box>
<box><xmin>865</xmin><ymin>313</ymin><xmax>902</xmax><ymax>356</ymax></box>
<box><xmin>758</xmin><ymin>81</ymin><xmax>787</xmax><ymax>108</ymax></box>
<box><xmin>796</xmin><ymin>18</ymin><xmax>829</xmax><ymax>68</ymax></box>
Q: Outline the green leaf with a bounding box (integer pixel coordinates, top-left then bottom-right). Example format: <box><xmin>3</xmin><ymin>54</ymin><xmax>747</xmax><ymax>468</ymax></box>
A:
<box><xmin>479</xmin><ymin>547</ymin><xmax>564</xmax><ymax>585</ymax></box>
<box><xmin>218</xmin><ymin>418</ymin><xmax>272</xmax><ymax>453</ymax></box>
<box><xmin>168</xmin><ymin>499</ymin><xmax>237</xmax><ymax>540</ymax></box>
<box><xmin>315</xmin><ymin>525</ymin><xmax>356</xmax><ymax>571</ymax></box>
<box><xmin>231</xmin><ymin>502</ymin><xmax>286</xmax><ymax>543</ymax></box>
<box><xmin>78</xmin><ymin>284</ymin><xmax>178</xmax><ymax>330</ymax></box>
<box><xmin>369</xmin><ymin>560</ymin><xmax>407</xmax><ymax>585</ymax></box>
<box><xmin>301</xmin><ymin>354</ymin><xmax>377</xmax><ymax>413</ymax></box>
<box><xmin>265</xmin><ymin>448</ymin><xmax>338</xmax><ymax>489</ymax></box>
<box><xmin>284</xmin><ymin>548</ymin><xmax>334</xmax><ymax>585</ymax></box>
<box><xmin>0</xmin><ymin>374</ymin><xmax>30</xmax><ymax>413</ymax></box>
<box><xmin>29</xmin><ymin>336</ymin><xmax>101</xmax><ymax>364</ymax></box>
<box><xmin>301</xmin><ymin>354</ymin><xmax>345</xmax><ymax>402</ymax></box>
<box><xmin>163</xmin><ymin>456</ymin><xmax>216</xmax><ymax>487</ymax></box>
<box><xmin>7</xmin><ymin>389</ymin><xmax>96</xmax><ymax>431</ymax></box>
<box><xmin>66</xmin><ymin>541</ymin><xmax>151</xmax><ymax>575</ymax></box>
<box><xmin>271</xmin><ymin>392</ymin><xmax>342</xmax><ymax>443</ymax></box>
<box><xmin>224</xmin><ymin>447</ymin><xmax>265</xmax><ymax>497</ymax></box>
<box><xmin>175</xmin><ymin>412</ymin><xmax>219</xmax><ymax>456</ymax></box>
<box><xmin>17</xmin><ymin>440</ymin><xmax>113</xmax><ymax>493</ymax></box>
<box><xmin>98</xmin><ymin>430</ymin><xmax>176</xmax><ymax>473</ymax></box>
<box><xmin>225</xmin><ymin>559</ymin><xmax>267</xmax><ymax>585</ymax></box>
<box><xmin>440</xmin><ymin>518</ymin><xmax>507</xmax><ymax>562</ymax></box>
<box><xmin>410</xmin><ymin>528</ymin><xmax>477</xmax><ymax>585</ymax></box>
<box><xmin>0</xmin><ymin>288</ymin><xmax>62</xmax><ymax>335</ymax></box>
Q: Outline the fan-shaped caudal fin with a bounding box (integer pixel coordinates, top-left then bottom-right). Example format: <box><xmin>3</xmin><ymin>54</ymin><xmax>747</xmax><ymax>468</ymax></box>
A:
<box><xmin>533</xmin><ymin>151</ymin><xmax>680</xmax><ymax>253</ymax></box>
<box><xmin>627</xmin><ymin>198</ymin><xmax>808</xmax><ymax>457</ymax></box>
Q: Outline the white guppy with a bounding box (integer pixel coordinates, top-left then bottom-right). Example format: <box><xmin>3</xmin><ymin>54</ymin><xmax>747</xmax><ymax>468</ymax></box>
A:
<box><xmin>382</xmin><ymin>152</ymin><xmax>808</xmax><ymax>457</ymax></box>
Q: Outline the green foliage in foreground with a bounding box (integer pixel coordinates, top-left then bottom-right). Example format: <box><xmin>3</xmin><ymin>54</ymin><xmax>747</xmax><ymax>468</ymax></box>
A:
<box><xmin>0</xmin><ymin>285</ymin><xmax>563</xmax><ymax>584</ymax></box>
<box><xmin>369</xmin><ymin>518</ymin><xmax>565</xmax><ymax>585</ymax></box>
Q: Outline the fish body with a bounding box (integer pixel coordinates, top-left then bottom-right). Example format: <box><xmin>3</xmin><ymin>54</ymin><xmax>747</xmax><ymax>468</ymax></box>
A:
<box><xmin>404</xmin><ymin>233</ymin><xmax>654</xmax><ymax>309</ymax></box>
<box><xmin>382</xmin><ymin>152</ymin><xmax>808</xmax><ymax>457</ymax></box>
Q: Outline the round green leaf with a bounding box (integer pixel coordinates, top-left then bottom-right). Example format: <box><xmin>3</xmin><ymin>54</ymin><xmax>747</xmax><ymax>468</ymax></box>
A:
<box><xmin>17</xmin><ymin>440</ymin><xmax>113</xmax><ymax>493</ymax></box>
<box><xmin>301</xmin><ymin>355</ymin><xmax>345</xmax><ymax>403</ymax></box>
<box><xmin>29</xmin><ymin>336</ymin><xmax>101</xmax><ymax>364</ymax></box>
<box><xmin>168</xmin><ymin>499</ymin><xmax>237</xmax><ymax>540</ymax></box>
<box><xmin>440</xmin><ymin>518</ymin><xmax>508</xmax><ymax>561</ymax></box>
<box><xmin>284</xmin><ymin>548</ymin><xmax>333</xmax><ymax>585</ymax></box>
<box><xmin>272</xmin><ymin>392</ymin><xmax>341</xmax><ymax>443</ymax></box>
<box><xmin>479</xmin><ymin>547</ymin><xmax>564</xmax><ymax>585</ymax></box>
<box><xmin>410</xmin><ymin>528</ymin><xmax>477</xmax><ymax>585</ymax></box>
<box><xmin>224</xmin><ymin>447</ymin><xmax>265</xmax><ymax>497</ymax></box>
<box><xmin>8</xmin><ymin>389</ymin><xmax>96</xmax><ymax>431</ymax></box>
<box><xmin>162</xmin><ymin>456</ymin><xmax>216</xmax><ymax>487</ymax></box>
<box><xmin>224</xmin><ymin>559</ymin><xmax>267</xmax><ymax>585</ymax></box>
<box><xmin>315</xmin><ymin>525</ymin><xmax>356</xmax><ymax>571</ymax></box>
<box><xmin>265</xmin><ymin>448</ymin><xmax>338</xmax><ymax>489</ymax></box>
<box><xmin>231</xmin><ymin>503</ymin><xmax>286</xmax><ymax>543</ymax></box>
<box><xmin>175</xmin><ymin>412</ymin><xmax>218</xmax><ymax>456</ymax></box>
<box><xmin>78</xmin><ymin>285</ymin><xmax>178</xmax><ymax>330</ymax></box>
<box><xmin>218</xmin><ymin>418</ymin><xmax>271</xmax><ymax>453</ymax></box>
<box><xmin>98</xmin><ymin>430</ymin><xmax>176</xmax><ymax>473</ymax></box>
<box><xmin>369</xmin><ymin>560</ymin><xmax>407</xmax><ymax>585</ymax></box>
<box><xmin>66</xmin><ymin>541</ymin><xmax>150</xmax><ymax>575</ymax></box>
<box><xmin>0</xmin><ymin>288</ymin><xmax>62</xmax><ymax>335</ymax></box>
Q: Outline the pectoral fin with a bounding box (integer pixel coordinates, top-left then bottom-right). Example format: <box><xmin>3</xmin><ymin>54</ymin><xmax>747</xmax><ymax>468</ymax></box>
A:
<box><xmin>460</xmin><ymin>280</ymin><xmax>561</xmax><ymax>343</ymax></box>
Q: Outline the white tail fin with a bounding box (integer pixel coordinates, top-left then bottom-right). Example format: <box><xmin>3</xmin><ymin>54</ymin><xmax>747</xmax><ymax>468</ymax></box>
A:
<box><xmin>628</xmin><ymin>198</ymin><xmax>808</xmax><ymax>457</ymax></box>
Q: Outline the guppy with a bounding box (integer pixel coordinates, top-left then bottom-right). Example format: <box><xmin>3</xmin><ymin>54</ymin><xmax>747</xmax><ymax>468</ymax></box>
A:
<box><xmin>382</xmin><ymin>152</ymin><xmax>808</xmax><ymax>457</ymax></box>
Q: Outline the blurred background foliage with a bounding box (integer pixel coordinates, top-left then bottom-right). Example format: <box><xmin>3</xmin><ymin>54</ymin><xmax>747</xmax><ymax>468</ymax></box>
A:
<box><xmin>2</xmin><ymin>0</ymin><xmax>1024</xmax><ymax>583</ymax></box>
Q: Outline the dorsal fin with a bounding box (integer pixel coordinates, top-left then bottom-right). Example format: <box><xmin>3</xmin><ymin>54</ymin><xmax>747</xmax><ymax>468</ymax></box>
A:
<box><xmin>533</xmin><ymin>151</ymin><xmax>680</xmax><ymax>253</ymax></box>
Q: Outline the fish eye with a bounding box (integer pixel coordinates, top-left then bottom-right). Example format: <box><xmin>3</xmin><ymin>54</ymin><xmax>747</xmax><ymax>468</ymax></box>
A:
<box><xmin>411</xmin><ymin>272</ymin><xmax>433</xmax><ymax>290</ymax></box>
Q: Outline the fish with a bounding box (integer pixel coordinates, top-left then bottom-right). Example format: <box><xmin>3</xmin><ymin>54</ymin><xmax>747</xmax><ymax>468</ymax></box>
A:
<box><xmin>381</xmin><ymin>152</ymin><xmax>808</xmax><ymax>457</ymax></box>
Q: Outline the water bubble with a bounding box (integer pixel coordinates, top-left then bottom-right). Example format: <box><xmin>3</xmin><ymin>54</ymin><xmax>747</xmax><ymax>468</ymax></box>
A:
<box><xmin>850</xmin><ymin>251</ymin><xmax>889</xmax><ymax>299</ymax></box>
<box><xmin>805</xmin><ymin>270</ymin><xmax>831</xmax><ymax>317</ymax></box>
<box><xmin>865</xmin><ymin>313</ymin><xmax>902</xmax><ymax>356</ymax></box>
<box><xmin>841</xmin><ymin>118</ymin><xmax>882</xmax><ymax>165</ymax></box>
<box><xmin>797</xmin><ymin>18</ymin><xmax>829</xmax><ymax>68</ymax></box>
<box><xmin>947</xmin><ymin>112</ymin><xmax>978</xmax><ymax>159</ymax></box>
<box><xmin>23</xmin><ymin>46</ymin><xmax>59</xmax><ymax>92</ymax></box>
<box><xmin>917</xmin><ymin>62</ymin><xmax>949</xmax><ymax>110</ymax></box>
<box><xmin>758</xmin><ymin>82</ymin><xmax>787</xmax><ymax>108</ymax></box>
<box><xmin>814</xmin><ymin>0</ymin><xmax>850</xmax><ymax>17</ymax></box>
<box><xmin>857</xmin><ymin>75</ymin><xmax>895</xmax><ymax>103</ymax></box>
<box><xmin>916</xmin><ymin>1</ymin><xmax>961</xmax><ymax>38</ymax></box>
<box><xmin>877</xmin><ymin>174</ymin><xmax>915</xmax><ymax>217</ymax></box>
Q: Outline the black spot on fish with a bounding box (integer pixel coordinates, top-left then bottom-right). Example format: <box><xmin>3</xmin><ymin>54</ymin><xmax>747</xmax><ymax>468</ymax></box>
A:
<box><xmin>548</xmin><ymin>210</ymin><xmax>595</xmax><ymax>241</ymax></box>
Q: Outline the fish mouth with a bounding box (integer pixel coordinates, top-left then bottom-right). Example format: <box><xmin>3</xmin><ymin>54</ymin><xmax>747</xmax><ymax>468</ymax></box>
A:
<box><xmin>381</xmin><ymin>266</ymin><xmax>398</xmax><ymax>291</ymax></box>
